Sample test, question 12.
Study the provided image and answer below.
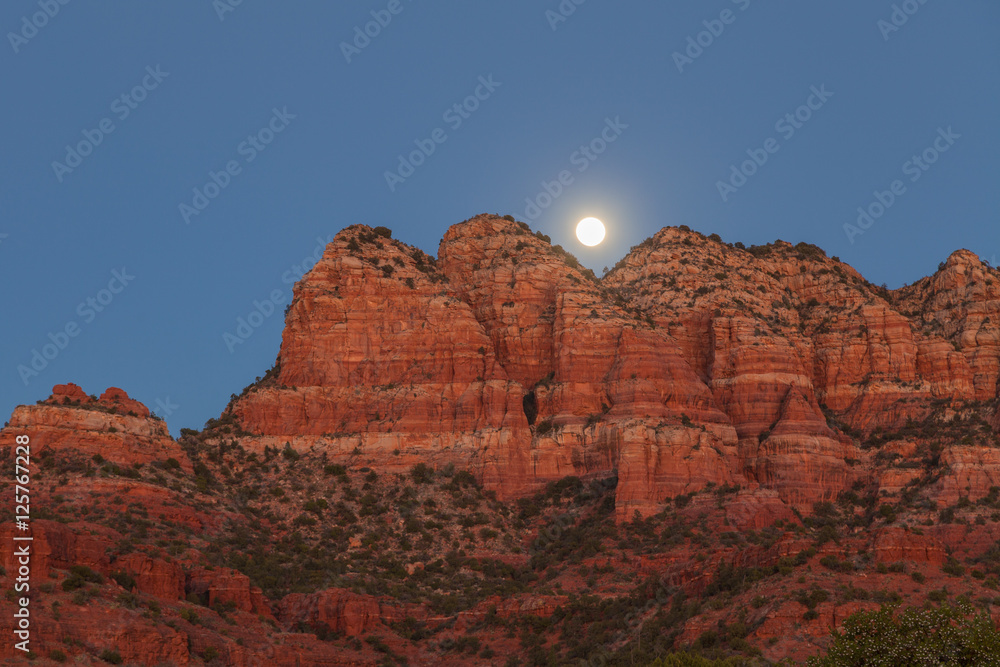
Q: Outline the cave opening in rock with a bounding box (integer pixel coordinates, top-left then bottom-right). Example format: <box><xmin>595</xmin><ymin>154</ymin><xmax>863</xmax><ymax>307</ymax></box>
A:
<box><xmin>522</xmin><ymin>389</ymin><xmax>538</xmax><ymax>425</ymax></box>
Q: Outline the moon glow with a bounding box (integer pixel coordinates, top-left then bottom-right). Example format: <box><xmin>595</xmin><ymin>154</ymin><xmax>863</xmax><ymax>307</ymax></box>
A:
<box><xmin>576</xmin><ymin>217</ymin><xmax>606</xmax><ymax>246</ymax></box>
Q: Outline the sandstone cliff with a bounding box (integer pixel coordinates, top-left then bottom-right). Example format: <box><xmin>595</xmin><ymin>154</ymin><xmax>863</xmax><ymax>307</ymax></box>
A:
<box><xmin>4</xmin><ymin>215</ymin><xmax>1000</xmax><ymax>666</ymax></box>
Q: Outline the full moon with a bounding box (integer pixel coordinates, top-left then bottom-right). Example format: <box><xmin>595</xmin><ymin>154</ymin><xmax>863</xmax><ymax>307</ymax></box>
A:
<box><xmin>576</xmin><ymin>217</ymin><xmax>606</xmax><ymax>246</ymax></box>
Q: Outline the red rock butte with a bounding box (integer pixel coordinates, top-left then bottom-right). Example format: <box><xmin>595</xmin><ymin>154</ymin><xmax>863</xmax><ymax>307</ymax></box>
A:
<box><xmin>221</xmin><ymin>214</ymin><xmax>1000</xmax><ymax>520</ymax></box>
<box><xmin>5</xmin><ymin>214</ymin><xmax>1000</xmax><ymax>665</ymax></box>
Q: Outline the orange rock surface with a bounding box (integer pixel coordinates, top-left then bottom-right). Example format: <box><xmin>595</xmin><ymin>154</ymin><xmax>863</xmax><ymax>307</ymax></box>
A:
<box><xmin>5</xmin><ymin>217</ymin><xmax>1000</xmax><ymax>665</ymax></box>
<box><xmin>220</xmin><ymin>218</ymin><xmax>1000</xmax><ymax>520</ymax></box>
<box><xmin>4</xmin><ymin>384</ymin><xmax>190</xmax><ymax>471</ymax></box>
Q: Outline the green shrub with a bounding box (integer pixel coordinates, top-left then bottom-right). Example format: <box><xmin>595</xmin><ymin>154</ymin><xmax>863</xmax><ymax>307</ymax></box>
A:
<box><xmin>808</xmin><ymin>603</ymin><xmax>1000</xmax><ymax>666</ymax></box>
<box><xmin>99</xmin><ymin>649</ymin><xmax>123</xmax><ymax>664</ymax></box>
<box><xmin>179</xmin><ymin>608</ymin><xmax>200</xmax><ymax>625</ymax></box>
<box><xmin>110</xmin><ymin>570</ymin><xmax>137</xmax><ymax>590</ymax></box>
<box><xmin>820</xmin><ymin>555</ymin><xmax>854</xmax><ymax>573</ymax></box>
<box><xmin>927</xmin><ymin>588</ymin><xmax>948</xmax><ymax>602</ymax></box>
<box><xmin>303</xmin><ymin>498</ymin><xmax>328</xmax><ymax>514</ymax></box>
<box><xmin>942</xmin><ymin>557</ymin><xmax>966</xmax><ymax>577</ymax></box>
<box><xmin>410</xmin><ymin>463</ymin><xmax>434</xmax><ymax>484</ymax></box>
<box><xmin>62</xmin><ymin>565</ymin><xmax>103</xmax><ymax>591</ymax></box>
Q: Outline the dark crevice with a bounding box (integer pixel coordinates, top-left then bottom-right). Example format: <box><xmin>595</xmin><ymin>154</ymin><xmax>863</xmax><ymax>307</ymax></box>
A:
<box><xmin>522</xmin><ymin>389</ymin><xmax>538</xmax><ymax>425</ymax></box>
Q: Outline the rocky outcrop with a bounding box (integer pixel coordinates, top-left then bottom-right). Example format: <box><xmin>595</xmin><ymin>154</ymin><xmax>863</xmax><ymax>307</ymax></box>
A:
<box><xmin>113</xmin><ymin>553</ymin><xmax>185</xmax><ymax>600</ymax></box>
<box><xmin>0</xmin><ymin>520</ymin><xmax>116</xmax><ymax>579</ymax></box>
<box><xmin>4</xmin><ymin>217</ymin><xmax>1000</xmax><ymax>666</ymax></box>
<box><xmin>186</xmin><ymin>567</ymin><xmax>272</xmax><ymax>616</ymax></box>
<box><xmin>894</xmin><ymin>249</ymin><xmax>1000</xmax><ymax>402</ymax></box>
<box><xmin>744</xmin><ymin>387</ymin><xmax>858</xmax><ymax>509</ymax></box>
<box><xmin>934</xmin><ymin>445</ymin><xmax>1000</xmax><ymax>505</ymax></box>
<box><xmin>278</xmin><ymin>588</ymin><xmax>385</xmax><ymax>637</ymax></box>
<box><xmin>220</xmin><ymin>218</ymin><xmax>1000</xmax><ymax>520</ymax></box>
<box><xmin>229</xmin><ymin>225</ymin><xmax>533</xmax><ymax>496</ymax></box>
<box><xmin>2</xmin><ymin>384</ymin><xmax>190</xmax><ymax>471</ymax></box>
<box><xmin>438</xmin><ymin>216</ymin><xmax>739</xmax><ymax>511</ymax></box>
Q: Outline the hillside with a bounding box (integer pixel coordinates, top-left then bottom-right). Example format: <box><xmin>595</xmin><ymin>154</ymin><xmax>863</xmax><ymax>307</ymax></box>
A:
<box><xmin>4</xmin><ymin>214</ymin><xmax>1000</xmax><ymax>665</ymax></box>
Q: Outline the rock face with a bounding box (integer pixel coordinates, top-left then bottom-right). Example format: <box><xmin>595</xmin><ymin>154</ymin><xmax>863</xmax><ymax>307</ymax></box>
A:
<box><xmin>223</xmin><ymin>217</ymin><xmax>1000</xmax><ymax>519</ymax></box>
<box><xmin>278</xmin><ymin>588</ymin><xmax>385</xmax><ymax>638</ymax></box>
<box><xmin>894</xmin><ymin>249</ymin><xmax>1000</xmax><ymax>402</ymax></box>
<box><xmin>11</xmin><ymin>220</ymin><xmax>991</xmax><ymax>522</ymax></box>
<box><xmin>230</xmin><ymin>225</ymin><xmax>532</xmax><ymax>492</ymax></box>
<box><xmin>4</xmin><ymin>216</ymin><xmax>1000</xmax><ymax>666</ymax></box>
<box><xmin>3</xmin><ymin>384</ymin><xmax>190</xmax><ymax>471</ymax></box>
<box><xmin>114</xmin><ymin>553</ymin><xmax>185</xmax><ymax>600</ymax></box>
<box><xmin>186</xmin><ymin>567</ymin><xmax>272</xmax><ymax>616</ymax></box>
<box><xmin>0</xmin><ymin>520</ymin><xmax>116</xmax><ymax>580</ymax></box>
<box><xmin>229</xmin><ymin>218</ymin><xmax>745</xmax><ymax>515</ymax></box>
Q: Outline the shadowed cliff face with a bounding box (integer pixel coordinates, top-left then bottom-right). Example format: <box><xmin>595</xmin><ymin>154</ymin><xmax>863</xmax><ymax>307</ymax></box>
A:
<box><xmin>225</xmin><ymin>214</ymin><xmax>1000</xmax><ymax>519</ymax></box>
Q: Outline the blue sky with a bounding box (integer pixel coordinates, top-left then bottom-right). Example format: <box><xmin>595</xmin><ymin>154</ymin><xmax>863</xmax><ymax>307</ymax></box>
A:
<box><xmin>1</xmin><ymin>1</ymin><xmax>997</xmax><ymax>435</ymax></box>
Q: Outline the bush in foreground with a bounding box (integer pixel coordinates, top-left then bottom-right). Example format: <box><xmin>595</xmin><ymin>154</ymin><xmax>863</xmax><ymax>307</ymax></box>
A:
<box><xmin>807</xmin><ymin>603</ymin><xmax>1000</xmax><ymax>666</ymax></box>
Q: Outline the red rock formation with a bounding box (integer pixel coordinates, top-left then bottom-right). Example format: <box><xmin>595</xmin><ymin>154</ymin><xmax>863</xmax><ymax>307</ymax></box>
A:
<box><xmin>220</xmin><ymin>218</ymin><xmax>1000</xmax><ymax>520</ymax></box>
<box><xmin>871</xmin><ymin>526</ymin><xmax>947</xmax><ymax>565</ymax></box>
<box><xmin>229</xmin><ymin>225</ymin><xmax>533</xmax><ymax>495</ymax></box>
<box><xmin>113</xmin><ymin>553</ymin><xmax>185</xmax><ymax>600</ymax></box>
<box><xmin>100</xmin><ymin>387</ymin><xmax>151</xmax><ymax>417</ymax></box>
<box><xmin>895</xmin><ymin>249</ymin><xmax>1000</xmax><ymax>402</ymax></box>
<box><xmin>51</xmin><ymin>382</ymin><xmax>90</xmax><ymax>402</ymax></box>
<box><xmin>186</xmin><ymin>567</ymin><xmax>272</xmax><ymax>617</ymax></box>
<box><xmin>278</xmin><ymin>588</ymin><xmax>385</xmax><ymax>637</ymax></box>
<box><xmin>934</xmin><ymin>445</ymin><xmax>1000</xmax><ymax>505</ymax></box>
<box><xmin>0</xmin><ymin>520</ymin><xmax>116</xmax><ymax>579</ymax></box>
<box><xmin>438</xmin><ymin>216</ymin><xmax>739</xmax><ymax>510</ymax></box>
<box><xmin>2</xmin><ymin>385</ymin><xmax>190</xmax><ymax>471</ymax></box>
<box><xmin>5</xmin><ymin>217</ymin><xmax>1000</xmax><ymax>666</ymax></box>
<box><xmin>745</xmin><ymin>387</ymin><xmax>859</xmax><ymax>509</ymax></box>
